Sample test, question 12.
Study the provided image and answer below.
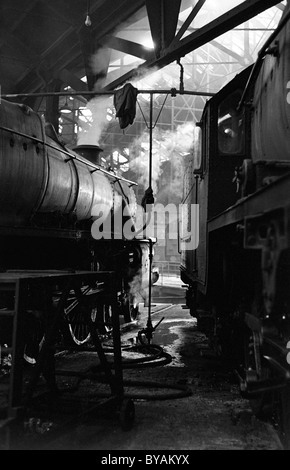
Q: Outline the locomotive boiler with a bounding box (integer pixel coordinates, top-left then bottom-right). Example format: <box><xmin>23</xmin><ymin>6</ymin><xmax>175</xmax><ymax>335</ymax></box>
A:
<box><xmin>180</xmin><ymin>2</ymin><xmax>290</xmax><ymax>447</ymax></box>
<box><xmin>0</xmin><ymin>97</ymin><xmax>151</xmax><ymax>340</ymax></box>
<box><xmin>0</xmin><ymin>94</ymin><xmax>156</xmax><ymax>439</ymax></box>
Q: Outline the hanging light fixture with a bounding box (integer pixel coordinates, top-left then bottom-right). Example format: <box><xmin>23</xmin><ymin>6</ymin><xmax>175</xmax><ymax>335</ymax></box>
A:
<box><xmin>59</xmin><ymin>96</ymin><xmax>72</xmax><ymax>114</ymax></box>
<box><xmin>85</xmin><ymin>0</ymin><xmax>92</xmax><ymax>26</ymax></box>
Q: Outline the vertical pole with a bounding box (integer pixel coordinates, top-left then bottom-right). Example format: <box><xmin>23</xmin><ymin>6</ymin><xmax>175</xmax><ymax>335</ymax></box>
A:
<box><xmin>146</xmin><ymin>93</ymin><xmax>154</xmax><ymax>342</ymax></box>
<box><xmin>146</xmin><ymin>239</ymin><xmax>154</xmax><ymax>343</ymax></box>
<box><xmin>149</xmin><ymin>92</ymin><xmax>153</xmax><ymax>190</ymax></box>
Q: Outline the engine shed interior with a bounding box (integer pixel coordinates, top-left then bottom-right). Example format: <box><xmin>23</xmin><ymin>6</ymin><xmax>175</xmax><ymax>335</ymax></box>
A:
<box><xmin>0</xmin><ymin>0</ymin><xmax>289</xmax><ymax>455</ymax></box>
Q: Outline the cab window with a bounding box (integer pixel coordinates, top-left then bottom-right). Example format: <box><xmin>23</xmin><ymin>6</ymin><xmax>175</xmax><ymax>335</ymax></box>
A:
<box><xmin>192</xmin><ymin>125</ymin><xmax>202</xmax><ymax>170</ymax></box>
<box><xmin>218</xmin><ymin>90</ymin><xmax>245</xmax><ymax>155</ymax></box>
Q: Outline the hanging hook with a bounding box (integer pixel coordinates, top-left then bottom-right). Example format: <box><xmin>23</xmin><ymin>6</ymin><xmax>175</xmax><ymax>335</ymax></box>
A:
<box><xmin>177</xmin><ymin>58</ymin><xmax>184</xmax><ymax>94</ymax></box>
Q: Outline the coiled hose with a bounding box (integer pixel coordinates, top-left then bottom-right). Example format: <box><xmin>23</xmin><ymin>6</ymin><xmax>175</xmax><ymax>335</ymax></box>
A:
<box><xmin>84</xmin><ymin>342</ymin><xmax>192</xmax><ymax>400</ymax></box>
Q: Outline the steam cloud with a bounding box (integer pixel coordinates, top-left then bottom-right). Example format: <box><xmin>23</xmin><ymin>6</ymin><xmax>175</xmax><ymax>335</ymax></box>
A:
<box><xmin>128</xmin><ymin>121</ymin><xmax>195</xmax><ymax>194</ymax></box>
<box><xmin>77</xmin><ymin>96</ymin><xmax>113</xmax><ymax>146</ymax></box>
<box><xmin>77</xmin><ymin>47</ymin><xmax>113</xmax><ymax>146</ymax></box>
<box><xmin>77</xmin><ymin>46</ymin><xmax>197</xmax><ymax>201</ymax></box>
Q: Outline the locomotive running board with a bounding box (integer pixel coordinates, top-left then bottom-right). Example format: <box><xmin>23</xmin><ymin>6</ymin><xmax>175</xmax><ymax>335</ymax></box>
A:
<box><xmin>208</xmin><ymin>171</ymin><xmax>290</xmax><ymax>232</ymax></box>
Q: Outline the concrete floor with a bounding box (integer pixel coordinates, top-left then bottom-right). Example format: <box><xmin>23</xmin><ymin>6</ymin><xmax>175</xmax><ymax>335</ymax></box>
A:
<box><xmin>10</xmin><ymin>289</ymin><xmax>283</xmax><ymax>452</ymax></box>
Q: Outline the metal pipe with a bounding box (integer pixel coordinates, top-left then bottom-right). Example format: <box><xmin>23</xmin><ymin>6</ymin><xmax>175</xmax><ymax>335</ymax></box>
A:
<box><xmin>1</xmin><ymin>88</ymin><xmax>215</xmax><ymax>99</ymax></box>
<box><xmin>149</xmin><ymin>93</ymin><xmax>153</xmax><ymax>190</ymax></box>
<box><xmin>146</xmin><ymin>93</ymin><xmax>154</xmax><ymax>341</ymax></box>
<box><xmin>146</xmin><ymin>238</ymin><xmax>154</xmax><ymax>343</ymax></box>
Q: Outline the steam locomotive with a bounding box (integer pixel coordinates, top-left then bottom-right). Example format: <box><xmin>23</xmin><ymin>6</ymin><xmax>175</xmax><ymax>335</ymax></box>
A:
<box><xmin>0</xmin><ymin>97</ymin><xmax>151</xmax><ymax>345</ymax></box>
<box><xmin>180</xmin><ymin>3</ymin><xmax>290</xmax><ymax>447</ymax></box>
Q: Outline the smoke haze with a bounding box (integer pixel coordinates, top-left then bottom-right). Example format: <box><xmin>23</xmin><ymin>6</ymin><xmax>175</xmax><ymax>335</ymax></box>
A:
<box><xmin>128</xmin><ymin>121</ymin><xmax>195</xmax><ymax>193</ymax></box>
<box><xmin>77</xmin><ymin>95</ymin><xmax>113</xmax><ymax>146</ymax></box>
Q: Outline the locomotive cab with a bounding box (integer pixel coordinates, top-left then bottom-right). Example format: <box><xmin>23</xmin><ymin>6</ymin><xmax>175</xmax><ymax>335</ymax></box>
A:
<box><xmin>179</xmin><ymin>4</ymin><xmax>290</xmax><ymax>446</ymax></box>
<box><xmin>180</xmin><ymin>66</ymin><xmax>252</xmax><ymax>296</ymax></box>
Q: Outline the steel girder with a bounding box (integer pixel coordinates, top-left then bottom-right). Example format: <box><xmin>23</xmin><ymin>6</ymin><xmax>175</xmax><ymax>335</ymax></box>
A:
<box><xmin>103</xmin><ymin>0</ymin><xmax>282</xmax><ymax>91</ymax></box>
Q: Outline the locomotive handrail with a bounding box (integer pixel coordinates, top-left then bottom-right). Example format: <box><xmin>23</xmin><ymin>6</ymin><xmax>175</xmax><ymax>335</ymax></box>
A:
<box><xmin>0</xmin><ymin>124</ymin><xmax>138</xmax><ymax>187</ymax></box>
<box><xmin>237</xmin><ymin>6</ymin><xmax>290</xmax><ymax>111</ymax></box>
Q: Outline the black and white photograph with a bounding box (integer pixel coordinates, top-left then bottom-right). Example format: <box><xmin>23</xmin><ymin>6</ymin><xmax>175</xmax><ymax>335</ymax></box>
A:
<box><xmin>0</xmin><ymin>0</ymin><xmax>289</xmax><ymax>456</ymax></box>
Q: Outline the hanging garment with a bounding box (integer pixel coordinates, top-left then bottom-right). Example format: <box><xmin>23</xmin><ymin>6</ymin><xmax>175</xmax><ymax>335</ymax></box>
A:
<box><xmin>141</xmin><ymin>186</ymin><xmax>155</xmax><ymax>211</ymax></box>
<box><xmin>114</xmin><ymin>83</ymin><xmax>138</xmax><ymax>129</ymax></box>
